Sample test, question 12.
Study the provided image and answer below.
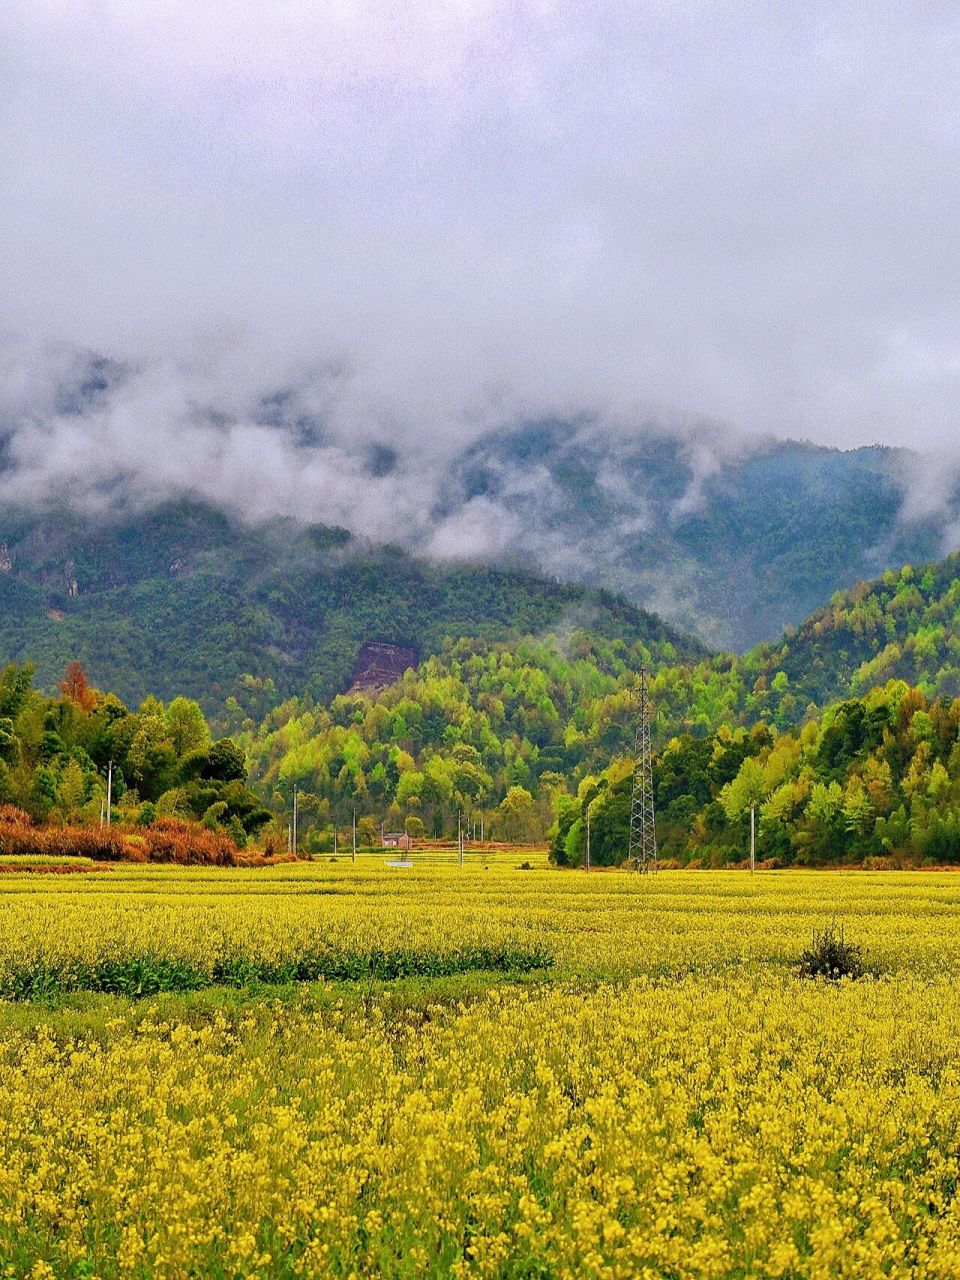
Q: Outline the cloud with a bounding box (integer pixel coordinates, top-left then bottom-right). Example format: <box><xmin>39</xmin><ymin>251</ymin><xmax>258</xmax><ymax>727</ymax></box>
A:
<box><xmin>426</xmin><ymin>496</ymin><xmax>525</xmax><ymax>560</ymax></box>
<box><xmin>2</xmin><ymin>0</ymin><xmax>960</xmax><ymax>461</ymax></box>
<box><xmin>5</xmin><ymin>0</ymin><xmax>960</xmax><ymax>605</ymax></box>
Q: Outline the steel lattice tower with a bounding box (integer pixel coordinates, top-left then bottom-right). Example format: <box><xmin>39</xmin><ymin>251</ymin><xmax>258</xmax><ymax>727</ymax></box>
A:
<box><xmin>628</xmin><ymin>668</ymin><xmax>657</xmax><ymax>873</ymax></box>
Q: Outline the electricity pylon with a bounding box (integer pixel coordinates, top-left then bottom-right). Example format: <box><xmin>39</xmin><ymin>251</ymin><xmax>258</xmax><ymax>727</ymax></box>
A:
<box><xmin>628</xmin><ymin>668</ymin><xmax>657</xmax><ymax>873</ymax></box>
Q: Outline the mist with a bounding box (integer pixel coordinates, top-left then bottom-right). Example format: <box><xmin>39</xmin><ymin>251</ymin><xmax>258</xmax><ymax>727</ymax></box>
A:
<box><xmin>3</xmin><ymin>2</ymin><xmax>960</xmax><ymax>544</ymax></box>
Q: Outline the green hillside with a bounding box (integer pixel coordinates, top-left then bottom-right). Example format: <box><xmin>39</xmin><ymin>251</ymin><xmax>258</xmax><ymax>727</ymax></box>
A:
<box><xmin>751</xmin><ymin>556</ymin><xmax>960</xmax><ymax>709</ymax></box>
<box><xmin>8</xmin><ymin>542</ymin><xmax>960</xmax><ymax>865</ymax></box>
<box><xmin>455</xmin><ymin>425</ymin><xmax>951</xmax><ymax>649</ymax></box>
<box><xmin>0</xmin><ymin>501</ymin><xmax>700</xmax><ymax>716</ymax></box>
<box><xmin>563</xmin><ymin>680</ymin><xmax>960</xmax><ymax>869</ymax></box>
<box><xmin>235</xmin><ymin>550</ymin><xmax>960</xmax><ymax>853</ymax></box>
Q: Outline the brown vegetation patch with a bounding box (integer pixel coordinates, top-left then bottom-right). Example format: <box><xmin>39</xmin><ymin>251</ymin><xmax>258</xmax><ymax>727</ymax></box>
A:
<box><xmin>348</xmin><ymin>642</ymin><xmax>419</xmax><ymax>693</ymax></box>
<box><xmin>0</xmin><ymin>807</ymin><xmax>252</xmax><ymax>867</ymax></box>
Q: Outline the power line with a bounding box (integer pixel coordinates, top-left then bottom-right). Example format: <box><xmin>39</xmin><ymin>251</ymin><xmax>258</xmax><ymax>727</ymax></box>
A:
<box><xmin>628</xmin><ymin>668</ymin><xmax>657</xmax><ymax>874</ymax></box>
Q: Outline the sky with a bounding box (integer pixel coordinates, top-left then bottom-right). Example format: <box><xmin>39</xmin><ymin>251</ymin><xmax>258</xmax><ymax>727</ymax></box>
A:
<box><xmin>1</xmin><ymin>1</ymin><xmax>959</xmax><ymax>527</ymax></box>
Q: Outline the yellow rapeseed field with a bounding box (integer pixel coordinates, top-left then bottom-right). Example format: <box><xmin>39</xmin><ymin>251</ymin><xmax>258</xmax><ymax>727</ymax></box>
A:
<box><xmin>4</xmin><ymin>863</ymin><xmax>960</xmax><ymax>1277</ymax></box>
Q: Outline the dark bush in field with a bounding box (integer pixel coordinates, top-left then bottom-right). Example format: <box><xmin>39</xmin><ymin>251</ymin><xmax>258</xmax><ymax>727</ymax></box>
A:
<box><xmin>798</xmin><ymin>922</ymin><xmax>867</xmax><ymax>981</ymax></box>
<box><xmin>1</xmin><ymin>940</ymin><xmax>555</xmax><ymax>999</ymax></box>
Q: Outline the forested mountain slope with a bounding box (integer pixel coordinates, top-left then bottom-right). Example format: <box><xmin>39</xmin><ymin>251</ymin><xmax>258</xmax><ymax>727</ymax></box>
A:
<box><xmin>237</xmin><ymin>551</ymin><xmax>960</xmax><ymax>849</ymax></box>
<box><xmin>2</xmin><ymin>421</ymin><xmax>956</xmax><ymax>675</ymax></box>
<box><xmin>8</xmin><ymin>547</ymin><xmax>960</xmax><ymax>862</ymax></box>
<box><xmin>560</xmin><ymin>680</ymin><xmax>960</xmax><ymax>869</ymax></box>
<box><xmin>751</xmin><ymin>556</ymin><xmax>960</xmax><ymax>710</ymax></box>
<box><xmin>451</xmin><ymin>425</ymin><xmax>952</xmax><ymax>648</ymax></box>
<box><xmin>0</xmin><ymin>501</ymin><xmax>699</xmax><ymax>715</ymax></box>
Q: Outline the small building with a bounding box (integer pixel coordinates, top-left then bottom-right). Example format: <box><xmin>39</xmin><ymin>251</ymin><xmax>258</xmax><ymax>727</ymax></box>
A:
<box><xmin>382</xmin><ymin>832</ymin><xmax>413</xmax><ymax>850</ymax></box>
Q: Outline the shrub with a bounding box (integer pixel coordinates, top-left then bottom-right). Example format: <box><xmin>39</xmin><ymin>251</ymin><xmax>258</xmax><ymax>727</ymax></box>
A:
<box><xmin>0</xmin><ymin>809</ymin><xmax>127</xmax><ymax>861</ymax></box>
<box><xmin>140</xmin><ymin>818</ymin><xmax>241</xmax><ymax>867</ymax></box>
<box><xmin>798</xmin><ymin>922</ymin><xmax>866</xmax><ymax>981</ymax></box>
<box><xmin>136</xmin><ymin>802</ymin><xmax>157</xmax><ymax>827</ymax></box>
<box><xmin>0</xmin><ymin>805</ymin><xmax>31</xmax><ymax>827</ymax></box>
<box><xmin>262</xmin><ymin>834</ymin><xmax>283</xmax><ymax>859</ymax></box>
<box><xmin>0</xmin><ymin>809</ymin><xmax>249</xmax><ymax>867</ymax></box>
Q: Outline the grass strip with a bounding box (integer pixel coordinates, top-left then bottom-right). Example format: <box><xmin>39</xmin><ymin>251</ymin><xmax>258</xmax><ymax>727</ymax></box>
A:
<box><xmin>0</xmin><ymin>942</ymin><xmax>554</xmax><ymax>1000</ymax></box>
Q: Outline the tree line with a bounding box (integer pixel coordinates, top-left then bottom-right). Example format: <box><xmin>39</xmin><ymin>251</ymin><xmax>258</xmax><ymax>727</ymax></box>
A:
<box><xmin>0</xmin><ymin>661</ymin><xmax>270</xmax><ymax>846</ymax></box>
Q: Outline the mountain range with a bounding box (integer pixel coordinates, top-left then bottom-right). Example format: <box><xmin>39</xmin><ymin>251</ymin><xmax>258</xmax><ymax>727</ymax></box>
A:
<box><xmin>0</xmin><ymin>500</ymin><xmax>698</xmax><ymax>716</ymax></box>
<box><xmin>448</xmin><ymin>423</ymin><xmax>953</xmax><ymax>649</ymax></box>
<box><xmin>0</xmin><ymin>425</ymin><xmax>958</xmax><ymax>717</ymax></box>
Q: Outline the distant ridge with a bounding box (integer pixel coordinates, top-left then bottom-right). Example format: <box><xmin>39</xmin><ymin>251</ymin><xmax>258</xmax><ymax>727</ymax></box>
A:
<box><xmin>0</xmin><ymin>500</ymin><xmax>701</xmax><ymax>716</ymax></box>
<box><xmin>451</xmin><ymin>425</ymin><xmax>954</xmax><ymax>650</ymax></box>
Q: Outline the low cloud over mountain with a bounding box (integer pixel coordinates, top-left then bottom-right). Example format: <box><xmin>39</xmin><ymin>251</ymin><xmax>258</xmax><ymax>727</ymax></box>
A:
<box><xmin>2</xmin><ymin>340</ymin><xmax>959</xmax><ymax>651</ymax></box>
<box><xmin>4</xmin><ymin>4</ymin><xmax>960</xmax><ymax>646</ymax></box>
<box><xmin>4</xmin><ymin>3</ymin><xmax>960</xmax><ymax>450</ymax></box>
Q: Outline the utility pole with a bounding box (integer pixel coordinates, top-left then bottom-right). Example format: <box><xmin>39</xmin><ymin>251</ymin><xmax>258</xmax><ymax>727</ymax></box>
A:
<box><xmin>750</xmin><ymin>802</ymin><xmax>756</xmax><ymax>874</ymax></box>
<box><xmin>334</xmin><ymin>826</ymin><xmax>338</xmax><ymax>856</ymax></box>
<box><xmin>628</xmin><ymin>669</ymin><xmax>657</xmax><ymax>873</ymax></box>
<box><xmin>292</xmin><ymin>784</ymin><xmax>298</xmax><ymax>857</ymax></box>
<box><xmin>106</xmin><ymin>760</ymin><xmax>113</xmax><ymax>828</ymax></box>
<box><xmin>352</xmin><ymin>808</ymin><xmax>356</xmax><ymax>863</ymax></box>
<box><xmin>458</xmin><ymin>809</ymin><xmax>463</xmax><ymax>866</ymax></box>
<box><xmin>586</xmin><ymin>802</ymin><xmax>591</xmax><ymax>872</ymax></box>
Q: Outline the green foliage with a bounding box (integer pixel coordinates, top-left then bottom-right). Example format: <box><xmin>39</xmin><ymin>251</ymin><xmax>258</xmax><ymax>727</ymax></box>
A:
<box><xmin>137</xmin><ymin>802</ymin><xmax>157</xmax><ymax>827</ymax></box>
<box><xmin>653</xmin><ymin>681</ymin><xmax>960</xmax><ymax>867</ymax></box>
<box><xmin>0</xmin><ymin>663</ymin><xmax>267</xmax><ymax>840</ymax></box>
<box><xmin>1</xmin><ymin>940</ymin><xmax>554</xmax><ymax>1000</ymax></box>
<box><xmin>0</xmin><ymin>500</ymin><xmax>702</xmax><ymax>718</ymax></box>
<box><xmin>8</xmin><ymin>506</ymin><xmax>960</xmax><ymax>863</ymax></box>
<box><xmin>750</xmin><ymin>554</ymin><xmax>960</xmax><ymax>711</ymax></box>
<box><xmin>204</xmin><ymin>739</ymin><xmax>247</xmax><ymax>782</ymax></box>
<box><xmin>498</xmin><ymin>787</ymin><xmax>537</xmax><ymax>843</ymax></box>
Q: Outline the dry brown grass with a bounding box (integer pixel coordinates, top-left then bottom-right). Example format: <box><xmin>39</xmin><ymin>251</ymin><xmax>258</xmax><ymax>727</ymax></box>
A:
<box><xmin>0</xmin><ymin>808</ymin><xmax>253</xmax><ymax>866</ymax></box>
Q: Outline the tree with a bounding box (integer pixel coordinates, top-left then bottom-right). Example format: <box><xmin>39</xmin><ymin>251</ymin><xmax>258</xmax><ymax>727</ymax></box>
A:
<box><xmin>549</xmin><ymin>793</ymin><xmax>580</xmax><ymax>866</ymax></box>
<box><xmin>0</xmin><ymin>663</ymin><xmax>34</xmax><ymax>718</ymax></box>
<box><xmin>165</xmin><ymin>697</ymin><xmax>210</xmax><ymax>757</ymax></box>
<box><xmin>583</xmin><ymin>776</ymin><xmax>631</xmax><ymax>867</ymax></box>
<box><xmin>203</xmin><ymin>739</ymin><xmax>247</xmax><ymax>783</ymax></box>
<box><xmin>498</xmin><ymin>786</ymin><xmax>538</xmax><ymax>843</ymax></box>
<box><xmin>56</xmin><ymin>758</ymin><xmax>87</xmax><ymax>816</ymax></box>
<box><xmin>127</xmin><ymin>716</ymin><xmax>177</xmax><ymax>801</ymax></box>
<box><xmin>719</xmin><ymin>758</ymin><xmax>768</xmax><ymax>869</ymax></box>
<box><xmin>0</xmin><ymin>718</ymin><xmax>19</xmax><ymax>765</ymax></box>
<box><xmin>59</xmin><ymin>661</ymin><xmax>97</xmax><ymax>713</ymax></box>
<box><xmin>0</xmin><ymin>759</ymin><xmax>13</xmax><ymax>805</ymax></box>
<box><xmin>357</xmin><ymin>816</ymin><xmax>379</xmax><ymax>846</ymax></box>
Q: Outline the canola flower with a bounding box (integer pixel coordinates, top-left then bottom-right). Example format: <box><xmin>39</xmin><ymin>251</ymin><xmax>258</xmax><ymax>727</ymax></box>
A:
<box><xmin>4</xmin><ymin>864</ymin><xmax>960</xmax><ymax>1276</ymax></box>
<box><xmin>1</xmin><ymin>863</ymin><xmax>960</xmax><ymax>990</ymax></box>
<box><xmin>3</xmin><ymin>978</ymin><xmax>960</xmax><ymax>1277</ymax></box>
